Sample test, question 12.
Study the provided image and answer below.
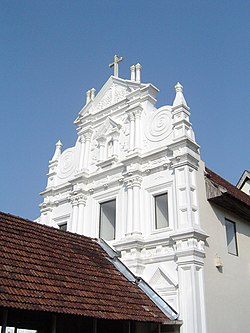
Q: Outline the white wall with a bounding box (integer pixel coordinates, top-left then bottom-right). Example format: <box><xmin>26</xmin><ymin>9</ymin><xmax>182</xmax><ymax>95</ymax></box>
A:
<box><xmin>197</xmin><ymin>161</ymin><xmax>250</xmax><ymax>333</ymax></box>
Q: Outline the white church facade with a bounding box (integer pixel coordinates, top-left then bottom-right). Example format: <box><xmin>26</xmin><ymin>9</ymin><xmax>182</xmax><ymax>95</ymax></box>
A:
<box><xmin>38</xmin><ymin>57</ymin><xmax>250</xmax><ymax>333</ymax></box>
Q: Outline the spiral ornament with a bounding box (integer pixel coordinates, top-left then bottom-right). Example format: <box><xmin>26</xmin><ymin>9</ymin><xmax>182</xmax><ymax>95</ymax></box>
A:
<box><xmin>145</xmin><ymin>108</ymin><xmax>172</xmax><ymax>142</ymax></box>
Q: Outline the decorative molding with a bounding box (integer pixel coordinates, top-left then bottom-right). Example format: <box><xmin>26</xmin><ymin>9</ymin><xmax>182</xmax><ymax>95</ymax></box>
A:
<box><xmin>145</xmin><ymin>107</ymin><xmax>172</xmax><ymax>142</ymax></box>
<box><xmin>57</xmin><ymin>148</ymin><xmax>76</xmax><ymax>179</ymax></box>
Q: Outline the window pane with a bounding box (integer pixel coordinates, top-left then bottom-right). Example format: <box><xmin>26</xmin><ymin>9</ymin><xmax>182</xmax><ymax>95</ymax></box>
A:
<box><xmin>155</xmin><ymin>193</ymin><xmax>169</xmax><ymax>229</ymax></box>
<box><xmin>225</xmin><ymin>219</ymin><xmax>238</xmax><ymax>255</ymax></box>
<box><xmin>100</xmin><ymin>200</ymin><xmax>116</xmax><ymax>240</ymax></box>
<box><xmin>59</xmin><ymin>222</ymin><xmax>67</xmax><ymax>231</ymax></box>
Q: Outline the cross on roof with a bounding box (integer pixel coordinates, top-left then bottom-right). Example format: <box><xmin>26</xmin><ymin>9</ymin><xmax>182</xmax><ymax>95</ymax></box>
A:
<box><xmin>109</xmin><ymin>55</ymin><xmax>123</xmax><ymax>77</ymax></box>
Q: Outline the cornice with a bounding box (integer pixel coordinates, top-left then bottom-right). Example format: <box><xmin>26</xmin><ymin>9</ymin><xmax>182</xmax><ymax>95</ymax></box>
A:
<box><xmin>40</xmin><ymin>182</ymin><xmax>72</xmax><ymax>197</ymax></box>
<box><xmin>168</xmin><ymin>137</ymin><xmax>200</xmax><ymax>152</ymax></box>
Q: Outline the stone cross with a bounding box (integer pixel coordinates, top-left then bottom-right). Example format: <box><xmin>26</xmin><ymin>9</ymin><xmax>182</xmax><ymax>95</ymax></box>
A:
<box><xmin>109</xmin><ymin>55</ymin><xmax>123</xmax><ymax>77</ymax></box>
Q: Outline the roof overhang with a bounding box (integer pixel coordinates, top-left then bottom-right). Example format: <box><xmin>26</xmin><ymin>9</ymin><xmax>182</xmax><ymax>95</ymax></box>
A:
<box><xmin>206</xmin><ymin>177</ymin><xmax>250</xmax><ymax>220</ymax></box>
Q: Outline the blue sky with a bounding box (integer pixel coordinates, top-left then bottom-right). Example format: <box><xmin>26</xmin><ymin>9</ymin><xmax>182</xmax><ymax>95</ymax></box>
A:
<box><xmin>1</xmin><ymin>0</ymin><xmax>249</xmax><ymax>220</ymax></box>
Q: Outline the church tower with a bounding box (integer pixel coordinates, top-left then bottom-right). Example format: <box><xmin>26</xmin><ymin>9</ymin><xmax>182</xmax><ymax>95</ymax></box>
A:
<box><xmin>39</xmin><ymin>57</ymin><xmax>208</xmax><ymax>333</ymax></box>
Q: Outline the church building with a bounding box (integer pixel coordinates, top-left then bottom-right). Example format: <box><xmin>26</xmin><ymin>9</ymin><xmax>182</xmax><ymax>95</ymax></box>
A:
<box><xmin>38</xmin><ymin>56</ymin><xmax>250</xmax><ymax>333</ymax></box>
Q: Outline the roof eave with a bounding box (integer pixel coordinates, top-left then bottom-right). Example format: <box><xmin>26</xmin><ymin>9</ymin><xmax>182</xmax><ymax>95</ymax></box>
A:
<box><xmin>208</xmin><ymin>193</ymin><xmax>250</xmax><ymax>221</ymax></box>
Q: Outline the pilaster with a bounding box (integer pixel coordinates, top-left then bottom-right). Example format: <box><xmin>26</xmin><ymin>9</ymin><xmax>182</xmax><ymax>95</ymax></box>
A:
<box><xmin>77</xmin><ymin>194</ymin><xmax>87</xmax><ymax>235</ymax></box>
<box><xmin>69</xmin><ymin>192</ymin><xmax>88</xmax><ymax>234</ymax></box>
<box><xmin>39</xmin><ymin>202</ymin><xmax>53</xmax><ymax>226</ymax></box>
<box><xmin>126</xmin><ymin>103</ymin><xmax>143</xmax><ymax>153</ymax></box>
<box><xmin>112</xmin><ymin>131</ymin><xmax>120</xmax><ymax>157</ymax></box>
<box><xmin>171</xmin><ymin>232</ymin><xmax>207</xmax><ymax>333</ymax></box>
<box><xmin>70</xmin><ymin>195</ymin><xmax>79</xmax><ymax>233</ymax></box>
<box><xmin>124</xmin><ymin>175</ymin><xmax>142</xmax><ymax>237</ymax></box>
<box><xmin>82</xmin><ymin>129</ymin><xmax>93</xmax><ymax>171</ymax></box>
<box><xmin>78</xmin><ymin>135</ymin><xmax>86</xmax><ymax>171</ymax></box>
<box><xmin>126</xmin><ymin>111</ymin><xmax>135</xmax><ymax>151</ymax></box>
<box><xmin>134</xmin><ymin>107</ymin><xmax>142</xmax><ymax>152</ymax></box>
<box><xmin>97</xmin><ymin>136</ymin><xmax>106</xmax><ymax>161</ymax></box>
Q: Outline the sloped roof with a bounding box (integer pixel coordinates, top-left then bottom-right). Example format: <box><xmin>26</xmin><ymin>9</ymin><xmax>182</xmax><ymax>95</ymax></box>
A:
<box><xmin>0</xmin><ymin>212</ymin><xmax>169</xmax><ymax>323</ymax></box>
<box><xmin>205</xmin><ymin>168</ymin><xmax>250</xmax><ymax>220</ymax></box>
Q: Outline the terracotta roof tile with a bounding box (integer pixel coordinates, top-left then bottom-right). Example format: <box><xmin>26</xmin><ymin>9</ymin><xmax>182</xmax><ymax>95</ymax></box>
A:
<box><xmin>206</xmin><ymin>167</ymin><xmax>250</xmax><ymax>207</ymax></box>
<box><xmin>205</xmin><ymin>167</ymin><xmax>250</xmax><ymax>220</ymax></box>
<box><xmin>0</xmin><ymin>212</ymin><xmax>169</xmax><ymax>322</ymax></box>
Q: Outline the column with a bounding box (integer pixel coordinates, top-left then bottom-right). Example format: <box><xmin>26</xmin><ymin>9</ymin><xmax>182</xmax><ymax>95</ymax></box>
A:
<box><xmin>77</xmin><ymin>195</ymin><xmax>87</xmax><ymax>235</ymax></box>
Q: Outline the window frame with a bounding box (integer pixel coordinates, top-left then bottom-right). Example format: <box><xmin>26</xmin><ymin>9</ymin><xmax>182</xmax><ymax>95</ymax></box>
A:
<box><xmin>154</xmin><ymin>192</ymin><xmax>169</xmax><ymax>230</ymax></box>
<box><xmin>99</xmin><ymin>199</ymin><xmax>116</xmax><ymax>241</ymax></box>
<box><xmin>225</xmin><ymin>218</ymin><xmax>238</xmax><ymax>256</ymax></box>
<box><xmin>145</xmin><ymin>181</ymin><xmax>173</xmax><ymax>234</ymax></box>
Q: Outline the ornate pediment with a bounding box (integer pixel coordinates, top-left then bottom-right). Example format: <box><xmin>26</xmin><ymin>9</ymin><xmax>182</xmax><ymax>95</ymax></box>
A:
<box><xmin>95</xmin><ymin>84</ymin><xmax>128</xmax><ymax>112</ymax></box>
<box><xmin>149</xmin><ymin>267</ymin><xmax>178</xmax><ymax>290</ymax></box>
<box><xmin>77</xmin><ymin>77</ymin><xmax>141</xmax><ymax>120</ymax></box>
<box><xmin>93</xmin><ymin>116</ymin><xmax>122</xmax><ymax>140</ymax></box>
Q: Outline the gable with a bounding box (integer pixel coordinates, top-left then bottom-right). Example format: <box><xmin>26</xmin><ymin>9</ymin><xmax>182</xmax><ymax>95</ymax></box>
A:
<box><xmin>77</xmin><ymin>76</ymin><xmax>143</xmax><ymax>119</ymax></box>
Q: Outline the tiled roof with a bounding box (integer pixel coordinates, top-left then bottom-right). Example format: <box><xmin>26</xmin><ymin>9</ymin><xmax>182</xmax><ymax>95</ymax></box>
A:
<box><xmin>205</xmin><ymin>168</ymin><xmax>250</xmax><ymax>219</ymax></box>
<box><xmin>0</xmin><ymin>212</ymin><xmax>169</xmax><ymax>323</ymax></box>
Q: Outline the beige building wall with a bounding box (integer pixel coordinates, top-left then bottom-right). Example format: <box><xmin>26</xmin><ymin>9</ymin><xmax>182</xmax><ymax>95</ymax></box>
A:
<box><xmin>197</xmin><ymin>161</ymin><xmax>250</xmax><ymax>333</ymax></box>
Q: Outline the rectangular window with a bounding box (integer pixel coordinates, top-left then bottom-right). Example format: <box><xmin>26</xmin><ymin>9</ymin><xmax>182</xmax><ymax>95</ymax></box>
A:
<box><xmin>154</xmin><ymin>193</ymin><xmax>169</xmax><ymax>229</ymax></box>
<box><xmin>225</xmin><ymin>219</ymin><xmax>238</xmax><ymax>255</ymax></box>
<box><xmin>59</xmin><ymin>222</ymin><xmax>67</xmax><ymax>231</ymax></box>
<box><xmin>99</xmin><ymin>199</ymin><xmax>116</xmax><ymax>240</ymax></box>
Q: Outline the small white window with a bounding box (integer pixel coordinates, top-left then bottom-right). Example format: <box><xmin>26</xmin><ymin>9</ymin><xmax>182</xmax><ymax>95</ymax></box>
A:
<box><xmin>225</xmin><ymin>219</ymin><xmax>238</xmax><ymax>256</ymax></box>
<box><xmin>154</xmin><ymin>193</ymin><xmax>169</xmax><ymax>229</ymax></box>
<box><xmin>99</xmin><ymin>200</ymin><xmax>116</xmax><ymax>240</ymax></box>
<box><xmin>59</xmin><ymin>222</ymin><xmax>67</xmax><ymax>231</ymax></box>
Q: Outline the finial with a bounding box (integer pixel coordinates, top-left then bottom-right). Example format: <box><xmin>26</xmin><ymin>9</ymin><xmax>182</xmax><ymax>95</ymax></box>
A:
<box><xmin>135</xmin><ymin>63</ymin><xmax>142</xmax><ymax>83</ymax></box>
<box><xmin>130</xmin><ymin>65</ymin><xmax>136</xmax><ymax>81</ymax></box>
<box><xmin>175</xmin><ymin>82</ymin><xmax>183</xmax><ymax>93</ymax></box>
<box><xmin>109</xmin><ymin>55</ymin><xmax>123</xmax><ymax>77</ymax></box>
<box><xmin>56</xmin><ymin>140</ymin><xmax>62</xmax><ymax>147</ymax></box>
<box><xmin>51</xmin><ymin>140</ymin><xmax>62</xmax><ymax>161</ymax></box>
<box><xmin>90</xmin><ymin>88</ymin><xmax>96</xmax><ymax>100</ymax></box>
<box><xmin>86</xmin><ymin>90</ymin><xmax>91</xmax><ymax>104</ymax></box>
<box><xmin>173</xmin><ymin>82</ymin><xmax>188</xmax><ymax>107</ymax></box>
